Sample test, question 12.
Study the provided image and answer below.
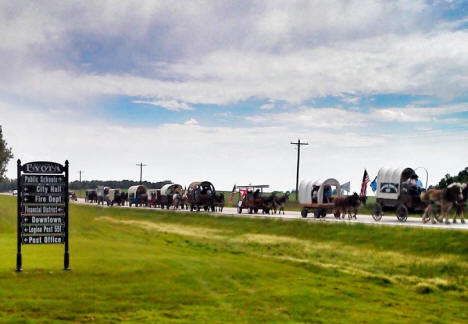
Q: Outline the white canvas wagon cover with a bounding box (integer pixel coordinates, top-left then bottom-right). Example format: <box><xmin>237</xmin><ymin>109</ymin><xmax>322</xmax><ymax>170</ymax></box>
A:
<box><xmin>160</xmin><ymin>184</ymin><xmax>182</xmax><ymax>196</ymax></box>
<box><xmin>298</xmin><ymin>178</ymin><xmax>341</xmax><ymax>204</ymax></box>
<box><xmin>376</xmin><ymin>167</ymin><xmax>414</xmax><ymax>200</ymax></box>
<box><xmin>128</xmin><ymin>185</ymin><xmax>147</xmax><ymax>197</ymax></box>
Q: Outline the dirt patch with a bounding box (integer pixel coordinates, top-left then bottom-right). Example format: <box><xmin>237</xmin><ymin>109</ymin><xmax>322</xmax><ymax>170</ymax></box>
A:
<box><xmin>233</xmin><ymin>234</ymin><xmax>304</xmax><ymax>245</ymax></box>
<box><xmin>96</xmin><ymin>216</ymin><xmax>227</xmax><ymax>239</ymax></box>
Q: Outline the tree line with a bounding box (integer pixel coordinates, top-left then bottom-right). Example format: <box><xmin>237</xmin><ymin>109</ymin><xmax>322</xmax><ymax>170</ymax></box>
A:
<box><xmin>437</xmin><ymin>167</ymin><xmax>468</xmax><ymax>188</ymax></box>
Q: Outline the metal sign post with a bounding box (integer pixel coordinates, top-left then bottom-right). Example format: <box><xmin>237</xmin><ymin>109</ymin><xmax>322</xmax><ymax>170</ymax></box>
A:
<box><xmin>16</xmin><ymin>160</ymin><xmax>70</xmax><ymax>271</ymax></box>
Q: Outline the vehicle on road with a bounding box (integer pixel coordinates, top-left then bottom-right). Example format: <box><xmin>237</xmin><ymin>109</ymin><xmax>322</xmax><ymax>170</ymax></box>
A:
<box><xmin>236</xmin><ymin>185</ymin><xmax>270</xmax><ymax>214</ymax></box>
<box><xmin>128</xmin><ymin>185</ymin><xmax>148</xmax><ymax>207</ymax></box>
<box><xmin>159</xmin><ymin>184</ymin><xmax>183</xmax><ymax>209</ymax></box>
<box><xmin>298</xmin><ymin>178</ymin><xmax>342</xmax><ymax>218</ymax></box>
<box><xmin>186</xmin><ymin>181</ymin><xmax>216</xmax><ymax>211</ymax></box>
<box><xmin>371</xmin><ymin>167</ymin><xmax>427</xmax><ymax>222</ymax></box>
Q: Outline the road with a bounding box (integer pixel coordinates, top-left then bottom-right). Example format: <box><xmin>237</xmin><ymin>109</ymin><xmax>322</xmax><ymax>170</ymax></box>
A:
<box><xmin>71</xmin><ymin>198</ymin><xmax>468</xmax><ymax>231</ymax></box>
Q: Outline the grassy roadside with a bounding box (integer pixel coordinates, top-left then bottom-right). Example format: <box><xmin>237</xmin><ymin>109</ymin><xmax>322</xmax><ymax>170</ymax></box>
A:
<box><xmin>0</xmin><ymin>195</ymin><xmax>467</xmax><ymax>323</ymax></box>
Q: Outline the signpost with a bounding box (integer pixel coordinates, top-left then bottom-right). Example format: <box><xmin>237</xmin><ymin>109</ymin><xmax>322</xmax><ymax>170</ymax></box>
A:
<box><xmin>16</xmin><ymin>160</ymin><xmax>70</xmax><ymax>271</ymax></box>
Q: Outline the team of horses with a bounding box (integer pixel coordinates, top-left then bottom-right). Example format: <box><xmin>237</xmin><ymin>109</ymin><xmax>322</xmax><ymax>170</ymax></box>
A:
<box><xmin>421</xmin><ymin>182</ymin><xmax>467</xmax><ymax>224</ymax></box>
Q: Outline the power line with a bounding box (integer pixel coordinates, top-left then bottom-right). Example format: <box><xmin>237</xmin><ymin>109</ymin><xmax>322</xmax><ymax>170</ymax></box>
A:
<box><xmin>136</xmin><ymin>163</ymin><xmax>147</xmax><ymax>184</ymax></box>
<box><xmin>290</xmin><ymin>139</ymin><xmax>308</xmax><ymax>201</ymax></box>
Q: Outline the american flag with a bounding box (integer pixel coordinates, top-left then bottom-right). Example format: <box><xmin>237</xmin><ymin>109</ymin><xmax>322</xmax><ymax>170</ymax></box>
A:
<box><xmin>229</xmin><ymin>185</ymin><xmax>236</xmax><ymax>202</ymax></box>
<box><xmin>360</xmin><ymin>169</ymin><xmax>370</xmax><ymax>197</ymax></box>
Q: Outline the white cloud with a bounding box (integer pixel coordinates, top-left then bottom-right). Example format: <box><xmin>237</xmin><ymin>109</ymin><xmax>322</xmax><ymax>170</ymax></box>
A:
<box><xmin>246</xmin><ymin>104</ymin><xmax>468</xmax><ymax>128</ymax></box>
<box><xmin>0</xmin><ymin>1</ymin><xmax>467</xmax><ymax>107</ymax></box>
<box><xmin>260</xmin><ymin>103</ymin><xmax>275</xmax><ymax>110</ymax></box>
<box><xmin>132</xmin><ymin>99</ymin><xmax>194</xmax><ymax>111</ymax></box>
<box><xmin>184</xmin><ymin>118</ymin><xmax>199</xmax><ymax>125</ymax></box>
<box><xmin>2</xmin><ymin>100</ymin><xmax>467</xmax><ymax>194</ymax></box>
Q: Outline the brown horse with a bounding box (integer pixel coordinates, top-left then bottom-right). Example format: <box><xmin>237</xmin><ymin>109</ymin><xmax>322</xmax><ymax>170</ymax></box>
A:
<box><xmin>421</xmin><ymin>183</ymin><xmax>464</xmax><ymax>224</ymax></box>
<box><xmin>333</xmin><ymin>193</ymin><xmax>361</xmax><ymax>220</ymax></box>
<box><xmin>453</xmin><ymin>183</ymin><xmax>467</xmax><ymax>224</ymax></box>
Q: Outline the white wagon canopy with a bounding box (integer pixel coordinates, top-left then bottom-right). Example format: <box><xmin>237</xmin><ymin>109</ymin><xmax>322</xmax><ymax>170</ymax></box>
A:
<box><xmin>376</xmin><ymin>167</ymin><xmax>415</xmax><ymax>200</ymax></box>
<box><xmin>160</xmin><ymin>184</ymin><xmax>183</xmax><ymax>196</ymax></box>
<box><xmin>298</xmin><ymin>178</ymin><xmax>342</xmax><ymax>205</ymax></box>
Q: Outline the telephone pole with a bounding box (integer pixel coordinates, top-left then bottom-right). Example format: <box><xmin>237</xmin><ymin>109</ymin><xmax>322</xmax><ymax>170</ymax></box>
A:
<box><xmin>77</xmin><ymin>170</ymin><xmax>84</xmax><ymax>182</ymax></box>
<box><xmin>290</xmin><ymin>139</ymin><xmax>308</xmax><ymax>200</ymax></box>
<box><xmin>136</xmin><ymin>163</ymin><xmax>147</xmax><ymax>183</ymax></box>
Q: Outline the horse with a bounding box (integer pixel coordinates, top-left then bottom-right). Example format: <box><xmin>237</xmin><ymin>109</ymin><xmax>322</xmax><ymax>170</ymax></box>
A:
<box><xmin>213</xmin><ymin>193</ymin><xmax>225</xmax><ymax>212</ymax></box>
<box><xmin>85</xmin><ymin>190</ymin><xmax>97</xmax><ymax>203</ymax></box>
<box><xmin>273</xmin><ymin>192</ymin><xmax>290</xmax><ymax>215</ymax></box>
<box><xmin>261</xmin><ymin>193</ymin><xmax>276</xmax><ymax>214</ymax></box>
<box><xmin>453</xmin><ymin>183</ymin><xmax>467</xmax><ymax>224</ymax></box>
<box><xmin>172</xmin><ymin>192</ymin><xmax>183</xmax><ymax>210</ymax></box>
<box><xmin>421</xmin><ymin>183</ymin><xmax>464</xmax><ymax>224</ymax></box>
<box><xmin>333</xmin><ymin>192</ymin><xmax>361</xmax><ymax>220</ymax></box>
<box><xmin>119</xmin><ymin>192</ymin><xmax>128</xmax><ymax>206</ymax></box>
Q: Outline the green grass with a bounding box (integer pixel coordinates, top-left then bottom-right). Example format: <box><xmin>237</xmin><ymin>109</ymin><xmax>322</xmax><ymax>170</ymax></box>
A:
<box><xmin>2</xmin><ymin>195</ymin><xmax>466</xmax><ymax>323</ymax></box>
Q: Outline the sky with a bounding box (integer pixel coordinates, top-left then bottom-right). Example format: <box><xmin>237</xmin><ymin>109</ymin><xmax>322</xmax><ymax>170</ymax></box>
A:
<box><xmin>1</xmin><ymin>0</ymin><xmax>468</xmax><ymax>192</ymax></box>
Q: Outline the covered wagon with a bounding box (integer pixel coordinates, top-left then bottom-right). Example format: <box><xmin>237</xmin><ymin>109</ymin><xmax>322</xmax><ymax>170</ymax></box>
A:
<box><xmin>105</xmin><ymin>189</ymin><xmax>121</xmax><ymax>206</ymax></box>
<box><xmin>372</xmin><ymin>167</ymin><xmax>426</xmax><ymax>222</ymax></box>
<box><xmin>128</xmin><ymin>185</ymin><xmax>148</xmax><ymax>207</ymax></box>
<box><xmin>159</xmin><ymin>184</ymin><xmax>183</xmax><ymax>209</ymax></box>
<box><xmin>186</xmin><ymin>181</ymin><xmax>216</xmax><ymax>212</ymax></box>
<box><xmin>298</xmin><ymin>178</ymin><xmax>342</xmax><ymax>218</ymax></box>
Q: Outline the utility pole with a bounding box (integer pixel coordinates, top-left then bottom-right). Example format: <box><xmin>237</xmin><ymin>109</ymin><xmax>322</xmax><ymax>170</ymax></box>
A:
<box><xmin>77</xmin><ymin>170</ymin><xmax>84</xmax><ymax>182</ymax></box>
<box><xmin>136</xmin><ymin>163</ymin><xmax>147</xmax><ymax>184</ymax></box>
<box><xmin>290</xmin><ymin>139</ymin><xmax>308</xmax><ymax>200</ymax></box>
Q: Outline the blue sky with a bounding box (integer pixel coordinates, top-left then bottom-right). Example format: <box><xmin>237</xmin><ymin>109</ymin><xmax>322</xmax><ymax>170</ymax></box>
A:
<box><xmin>1</xmin><ymin>0</ymin><xmax>468</xmax><ymax>191</ymax></box>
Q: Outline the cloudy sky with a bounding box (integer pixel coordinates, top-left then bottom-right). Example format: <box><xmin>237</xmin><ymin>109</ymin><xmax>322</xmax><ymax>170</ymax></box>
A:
<box><xmin>1</xmin><ymin>0</ymin><xmax>468</xmax><ymax>191</ymax></box>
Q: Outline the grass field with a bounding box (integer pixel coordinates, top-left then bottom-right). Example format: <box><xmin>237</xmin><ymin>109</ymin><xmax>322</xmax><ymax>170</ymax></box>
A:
<box><xmin>2</xmin><ymin>195</ymin><xmax>466</xmax><ymax>323</ymax></box>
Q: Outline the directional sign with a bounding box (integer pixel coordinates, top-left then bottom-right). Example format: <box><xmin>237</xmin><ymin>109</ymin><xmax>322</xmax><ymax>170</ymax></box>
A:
<box><xmin>22</xmin><ymin>194</ymin><xmax>65</xmax><ymax>204</ymax></box>
<box><xmin>22</xmin><ymin>235</ymin><xmax>65</xmax><ymax>245</ymax></box>
<box><xmin>17</xmin><ymin>160</ymin><xmax>70</xmax><ymax>271</ymax></box>
<box><xmin>22</xmin><ymin>175</ymin><xmax>65</xmax><ymax>184</ymax></box>
<box><xmin>22</xmin><ymin>205</ymin><xmax>65</xmax><ymax>214</ymax></box>
<box><xmin>22</xmin><ymin>184</ymin><xmax>65</xmax><ymax>194</ymax></box>
<box><xmin>21</xmin><ymin>215</ymin><xmax>65</xmax><ymax>224</ymax></box>
<box><xmin>22</xmin><ymin>224</ymin><xmax>65</xmax><ymax>234</ymax></box>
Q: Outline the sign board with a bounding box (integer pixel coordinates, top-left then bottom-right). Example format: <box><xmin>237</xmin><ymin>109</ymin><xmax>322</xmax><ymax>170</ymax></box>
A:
<box><xmin>17</xmin><ymin>160</ymin><xmax>70</xmax><ymax>271</ymax></box>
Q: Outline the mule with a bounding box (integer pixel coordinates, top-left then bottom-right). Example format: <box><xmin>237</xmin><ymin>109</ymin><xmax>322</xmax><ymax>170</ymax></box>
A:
<box><xmin>261</xmin><ymin>193</ymin><xmax>276</xmax><ymax>214</ymax></box>
<box><xmin>333</xmin><ymin>192</ymin><xmax>361</xmax><ymax>220</ymax></box>
<box><xmin>453</xmin><ymin>183</ymin><xmax>467</xmax><ymax>224</ymax></box>
<box><xmin>273</xmin><ymin>192</ymin><xmax>290</xmax><ymax>215</ymax></box>
<box><xmin>213</xmin><ymin>193</ymin><xmax>225</xmax><ymax>212</ymax></box>
<box><xmin>421</xmin><ymin>183</ymin><xmax>464</xmax><ymax>224</ymax></box>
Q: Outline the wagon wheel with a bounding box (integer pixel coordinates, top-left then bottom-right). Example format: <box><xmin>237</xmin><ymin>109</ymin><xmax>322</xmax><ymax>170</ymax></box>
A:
<box><xmin>396</xmin><ymin>205</ymin><xmax>408</xmax><ymax>222</ymax></box>
<box><xmin>372</xmin><ymin>203</ymin><xmax>383</xmax><ymax>221</ymax></box>
<box><xmin>237</xmin><ymin>206</ymin><xmax>242</xmax><ymax>214</ymax></box>
<box><xmin>320</xmin><ymin>209</ymin><xmax>327</xmax><ymax>218</ymax></box>
<box><xmin>301</xmin><ymin>208</ymin><xmax>308</xmax><ymax>218</ymax></box>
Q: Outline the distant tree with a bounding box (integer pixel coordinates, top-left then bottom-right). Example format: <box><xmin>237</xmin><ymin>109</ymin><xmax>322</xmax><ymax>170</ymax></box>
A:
<box><xmin>0</xmin><ymin>126</ymin><xmax>13</xmax><ymax>180</ymax></box>
<box><xmin>437</xmin><ymin>167</ymin><xmax>468</xmax><ymax>188</ymax></box>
